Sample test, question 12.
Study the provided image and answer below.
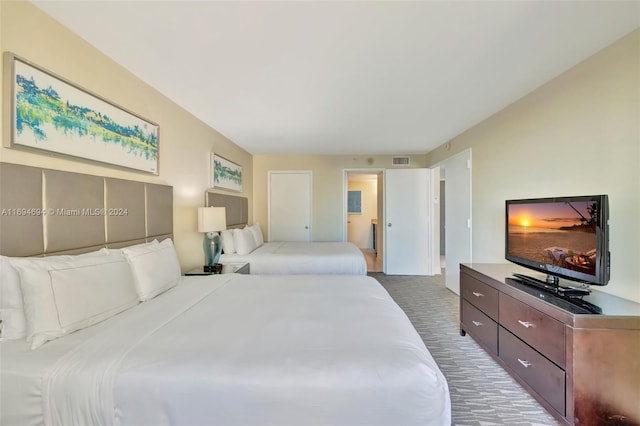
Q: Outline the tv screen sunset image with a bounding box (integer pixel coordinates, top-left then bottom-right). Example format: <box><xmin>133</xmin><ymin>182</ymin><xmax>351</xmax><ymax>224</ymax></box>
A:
<box><xmin>507</xmin><ymin>201</ymin><xmax>597</xmax><ymax>275</ymax></box>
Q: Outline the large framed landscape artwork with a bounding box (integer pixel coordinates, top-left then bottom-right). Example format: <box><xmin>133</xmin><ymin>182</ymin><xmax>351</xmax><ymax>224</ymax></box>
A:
<box><xmin>8</xmin><ymin>53</ymin><xmax>159</xmax><ymax>174</ymax></box>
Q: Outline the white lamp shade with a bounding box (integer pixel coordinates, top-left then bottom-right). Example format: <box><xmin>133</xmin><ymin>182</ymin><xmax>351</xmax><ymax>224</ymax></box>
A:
<box><xmin>198</xmin><ymin>207</ymin><xmax>227</xmax><ymax>232</ymax></box>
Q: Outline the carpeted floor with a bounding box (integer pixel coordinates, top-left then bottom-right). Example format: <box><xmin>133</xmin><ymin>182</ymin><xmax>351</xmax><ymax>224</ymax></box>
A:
<box><xmin>369</xmin><ymin>272</ymin><xmax>561</xmax><ymax>426</ymax></box>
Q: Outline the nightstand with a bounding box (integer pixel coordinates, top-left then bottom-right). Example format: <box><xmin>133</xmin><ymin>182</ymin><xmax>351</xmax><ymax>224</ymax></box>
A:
<box><xmin>184</xmin><ymin>263</ymin><xmax>250</xmax><ymax>276</ymax></box>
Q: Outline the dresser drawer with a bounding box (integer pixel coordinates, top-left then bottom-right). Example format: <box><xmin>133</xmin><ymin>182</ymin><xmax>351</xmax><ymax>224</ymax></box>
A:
<box><xmin>461</xmin><ymin>274</ymin><xmax>499</xmax><ymax>320</ymax></box>
<box><xmin>499</xmin><ymin>293</ymin><xmax>565</xmax><ymax>368</ymax></box>
<box><xmin>499</xmin><ymin>327</ymin><xmax>565</xmax><ymax>416</ymax></box>
<box><xmin>462</xmin><ymin>299</ymin><xmax>498</xmax><ymax>355</ymax></box>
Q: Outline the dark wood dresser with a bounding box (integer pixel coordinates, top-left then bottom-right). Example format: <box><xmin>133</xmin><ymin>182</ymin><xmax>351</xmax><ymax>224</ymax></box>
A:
<box><xmin>460</xmin><ymin>263</ymin><xmax>640</xmax><ymax>426</ymax></box>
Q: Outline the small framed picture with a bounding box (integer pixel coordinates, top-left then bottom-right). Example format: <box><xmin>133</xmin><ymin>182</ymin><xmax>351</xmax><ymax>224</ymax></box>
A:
<box><xmin>348</xmin><ymin>190</ymin><xmax>362</xmax><ymax>214</ymax></box>
<box><xmin>211</xmin><ymin>153</ymin><xmax>242</xmax><ymax>192</ymax></box>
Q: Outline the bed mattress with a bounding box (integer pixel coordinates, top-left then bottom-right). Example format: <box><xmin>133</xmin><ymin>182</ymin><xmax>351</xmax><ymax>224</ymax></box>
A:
<box><xmin>1</xmin><ymin>274</ymin><xmax>450</xmax><ymax>426</ymax></box>
<box><xmin>220</xmin><ymin>241</ymin><xmax>368</xmax><ymax>275</ymax></box>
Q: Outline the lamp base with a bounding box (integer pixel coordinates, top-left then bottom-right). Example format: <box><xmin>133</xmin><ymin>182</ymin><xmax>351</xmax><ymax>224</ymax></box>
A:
<box><xmin>203</xmin><ymin>232</ymin><xmax>223</xmax><ymax>267</ymax></box>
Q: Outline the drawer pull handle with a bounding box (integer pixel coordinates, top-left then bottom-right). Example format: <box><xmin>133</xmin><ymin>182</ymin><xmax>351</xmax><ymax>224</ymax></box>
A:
<box><xmin>518</xmin><ymin>358</ymin><xmax>532</xmax><ymax>368</ymax></box>
<box><xmin>472</xmin><ymin>292</ymin><xmax>484</xmax><ymax>297</ymax></box>
<box><xmin>518</xmin><ymin>320</ymin><xmax>534</xmax><ymax>328</ymax></box>
<box><xmin>472</xmin><ymin>321</ymin><xmax>482</xmax><ymax>327</ymax></box>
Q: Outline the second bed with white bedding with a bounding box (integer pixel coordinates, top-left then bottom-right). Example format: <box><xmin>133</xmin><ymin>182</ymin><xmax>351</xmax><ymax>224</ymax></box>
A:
<box><xmin>1</xmin><ymin>274</ymin><xmax>450</xmax><ymax>426</ymax></box>
<box><xmin>220</xmin><ymin>241</ymin><xmax>368</xmax><ymax>275</ymax></box>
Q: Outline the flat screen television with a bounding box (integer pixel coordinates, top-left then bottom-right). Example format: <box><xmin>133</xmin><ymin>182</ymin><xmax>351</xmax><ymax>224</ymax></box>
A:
<box><xmin>505</xmin><ymin>195</ymin><xmax>609</xmax><ymax>290</ymax></box>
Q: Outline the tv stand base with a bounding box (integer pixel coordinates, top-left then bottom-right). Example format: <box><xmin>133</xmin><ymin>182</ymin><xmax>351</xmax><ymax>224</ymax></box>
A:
<box><xmin>511</xmin><ymin>273</ymin><xmax>591</xmax><ymax>296</ymax></box>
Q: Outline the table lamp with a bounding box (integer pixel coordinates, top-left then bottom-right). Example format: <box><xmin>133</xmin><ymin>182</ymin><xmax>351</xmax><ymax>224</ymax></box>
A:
<box><xmin>197</xmin><ymin>207</ymin><xmax>226</xmax><ymax>272</ymax></box>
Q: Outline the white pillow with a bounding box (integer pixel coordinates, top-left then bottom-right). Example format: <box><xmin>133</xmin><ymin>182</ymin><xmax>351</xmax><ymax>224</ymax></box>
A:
<box><xmin>220</xmin><ymin>229</ymin><xmax>237</xmax><ymax>254</ymax></box>
<box><xmin>14</xmin><ymin>252</ymin><xmax>139</xmax><ymax>349</ymax></box>
<box><xmin>0</xmin><ymin>256</ymin><xmax>27</xmax><ymax>340</ymax></box>
<box><xmin>234</xmin><ymin>227</ymin><xmax>258</xmax><ymax>255</ymax></box>
<box><xmin>122</xmin><ymin>238</ymin><xmax>181</xmax><ymax>302</ymax></box>
<box><xmin>0</xmin><ymin>249</ymin><xmax>108</xmax><ymax>341</ymax></box>
<box><xmin>248</xmin><ymin>224</ymin><xmax>264</xmax><ymax>247</ymax></box>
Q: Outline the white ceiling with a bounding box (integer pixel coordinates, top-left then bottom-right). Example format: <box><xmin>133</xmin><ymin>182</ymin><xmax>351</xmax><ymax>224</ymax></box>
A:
<box><xmin>32</xmin><ymin>1</ymin><xmax>639</xmax><ymax>156</ymax></box>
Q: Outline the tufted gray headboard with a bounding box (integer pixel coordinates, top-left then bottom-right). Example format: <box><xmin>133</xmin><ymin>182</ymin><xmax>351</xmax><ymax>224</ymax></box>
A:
<box><xmin>0</xmin><ymin>162</ymin><xmax>173</xmax><ymax>257</ymax></box>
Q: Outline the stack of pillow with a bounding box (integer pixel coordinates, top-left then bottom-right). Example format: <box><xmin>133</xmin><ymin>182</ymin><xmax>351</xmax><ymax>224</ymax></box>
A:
<box><xmin>219</xmin><ymin>223</ymin><xmax>264</xmax><ymax>256</ymax></box>
<box><xmin>0</xmin><ymin>238</ymin><xmax>181</xmax><ymax>349</ymax></box>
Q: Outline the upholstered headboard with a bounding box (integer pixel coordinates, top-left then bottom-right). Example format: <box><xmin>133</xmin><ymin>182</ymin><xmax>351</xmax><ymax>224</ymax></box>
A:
<box><xmin>0</xmin><ymin>162</ymin><xmax>173</xmax><ymax>257</ymax></box>
<box><xmin>205</xmin><ymin>190</ymin><xmax>248</xmax><ymax>229</ymax></box>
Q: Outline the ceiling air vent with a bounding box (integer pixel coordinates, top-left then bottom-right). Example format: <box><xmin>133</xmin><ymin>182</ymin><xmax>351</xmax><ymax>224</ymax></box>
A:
<box><xmin>392</xmin><ymin>156</ymin><xmax>410</xmax><ymax>166</ymax></box>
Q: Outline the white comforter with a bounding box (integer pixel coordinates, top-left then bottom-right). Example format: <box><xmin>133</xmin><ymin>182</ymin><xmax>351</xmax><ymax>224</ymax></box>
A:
<box><xmin>1</xmin><ymin>274</ymin><xmax>450</xmax><ymax>426</ymax></box>
<box><xmin>220</xmin><ymin>241</ymin><xmax>368</xmax><ymax>275</ymax></box>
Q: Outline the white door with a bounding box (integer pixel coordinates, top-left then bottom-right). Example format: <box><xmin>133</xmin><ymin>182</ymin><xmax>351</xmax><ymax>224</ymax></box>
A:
<box><xmin>268</xmin><ymin>171</ymin><xmax>311</xmax><ymax>242</ymax></box>
<box><xmin>441</xmin><ymin>149</ymin><xmax>472</xmax><ymax>294</ymax></box>
<box><xmin>384</xmin><ymin>168</ymin><xmax>432</xmax><ymax>275</ymax></box>
<box><xmin>376</xmin><ymin>172</ymin><xmax>384</xmax><ymax>261</ymax></box>
<box><xmin>430</xmin><ymin>167</ymin><xmax>442</xmax><ymax>275</ymax></box>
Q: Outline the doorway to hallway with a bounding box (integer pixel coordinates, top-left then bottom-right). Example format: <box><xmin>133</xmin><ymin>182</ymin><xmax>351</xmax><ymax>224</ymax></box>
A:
<box><xmin>344</xmin><ymin>170</ymin><xmax>383</xmax><ymax>273</ymax></box>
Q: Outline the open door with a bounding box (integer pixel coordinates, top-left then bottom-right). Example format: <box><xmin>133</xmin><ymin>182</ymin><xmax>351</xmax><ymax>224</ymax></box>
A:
<box><xmin>439</xmin><ymin>149</ymin><xmax>472</xmax><ymax>294</ymax></box>
<box><xmin>384</xmin><ymin>168</ymin><xmax>434</xmax><ymax>275</ymax></box>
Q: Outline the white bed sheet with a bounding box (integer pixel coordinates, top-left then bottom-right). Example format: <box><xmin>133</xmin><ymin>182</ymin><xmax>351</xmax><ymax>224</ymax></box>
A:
<box><xmin>1</xmin><ymin>274</ymin><xmax>450</xmax><ymax>426</ymax></box>
<box><xmin>220</xmin><ymin>241</ymin><xmax>368</xmax><ymax>275</ymax></box>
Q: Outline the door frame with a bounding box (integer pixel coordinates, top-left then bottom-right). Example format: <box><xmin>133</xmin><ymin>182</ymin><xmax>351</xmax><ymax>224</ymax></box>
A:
<box><xmin>433</xmin><ymin>148</ymin><xmax>472</xmax><ymax>293</ymax></box>
<box><xmin>342</xmin><ymin>169</ymin><xmax>385</xmax><ymax>243</ymax></box>
<box><xmin>268</xmin><ymin>170</ymin><xmax>313</xmax><ymax>242</ymax></box>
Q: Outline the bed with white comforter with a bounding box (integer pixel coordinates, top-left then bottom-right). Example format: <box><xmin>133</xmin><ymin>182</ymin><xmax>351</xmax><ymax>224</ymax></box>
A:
<box><xmin>220</xmin><ymin>241</ymin><xmax>368</xmax><ymax>275</ymax></box>
<box><xmin>1</xmin><ymin>273</ymin><xmax>450</xmax><ymax>426</ymax></box>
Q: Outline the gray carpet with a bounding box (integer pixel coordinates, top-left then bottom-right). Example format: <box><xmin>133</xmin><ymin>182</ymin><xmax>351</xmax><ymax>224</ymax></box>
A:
<box><xmin>369</xmin><ymin>272</ymin><xmax>561</xmax><ymax>426</ymax></box>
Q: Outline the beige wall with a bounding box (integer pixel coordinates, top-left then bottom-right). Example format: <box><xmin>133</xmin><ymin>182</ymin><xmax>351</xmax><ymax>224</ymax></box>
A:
<box><xmin>0</xmin><ymin>0</ymin><xmax>253</xmax><ymax>271</ymax></box>
<box><xmin>253</xmin><ymin>155</ymin><xmax>426</xmax><ymax>241</ymax></box>
<box><xmin>427</xmin><ymin>30</ymin><xmax>640</xmax><ymax>302</ymax></box>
